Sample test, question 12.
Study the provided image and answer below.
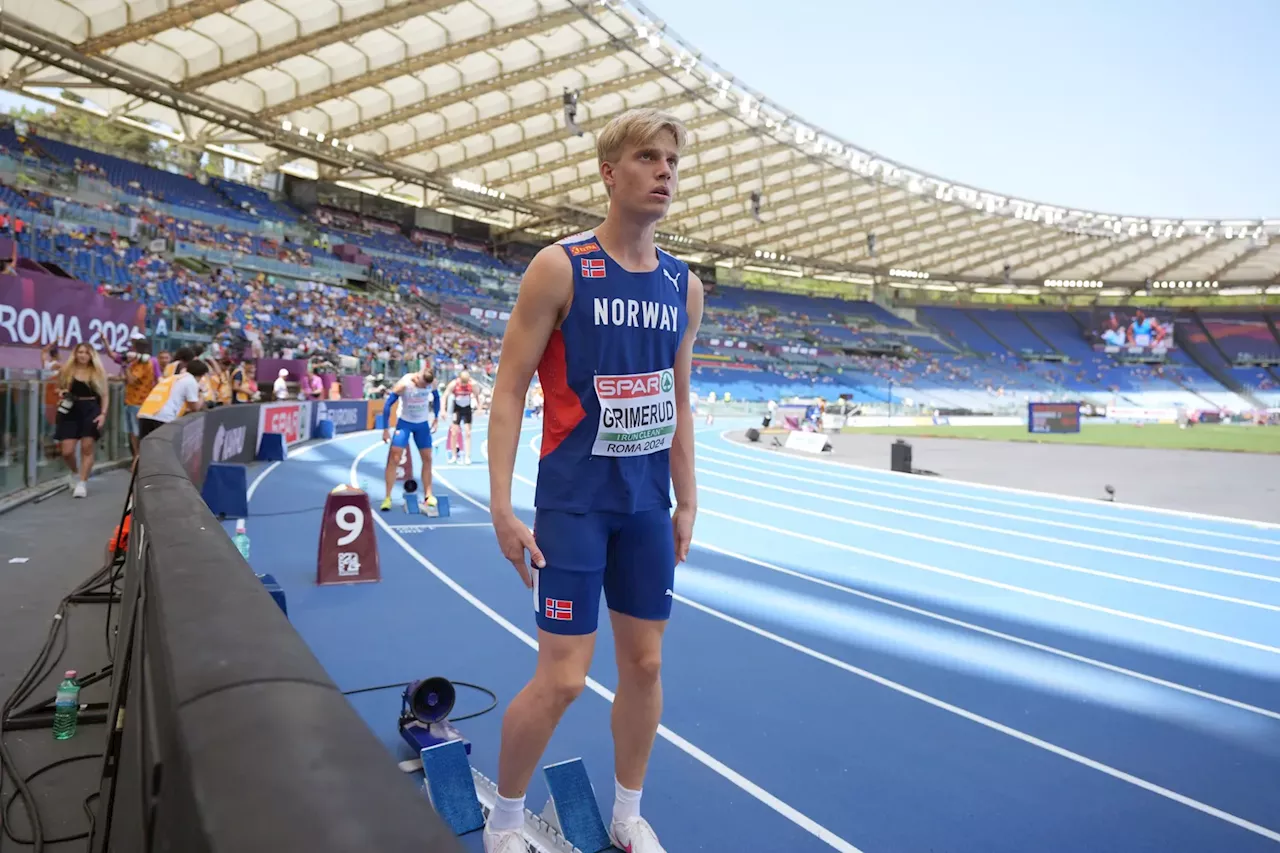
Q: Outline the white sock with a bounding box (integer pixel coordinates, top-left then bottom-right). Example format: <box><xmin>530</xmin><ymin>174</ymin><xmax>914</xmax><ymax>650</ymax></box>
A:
<box><xmin>612</xmin><ymin>778</ymin><xmax>642</xmax><ymax>824</ymax></box>
<box><xmin>488</xmin><ymin>793</ymin><xmax>525</xmax><ymax>832</ymax></box>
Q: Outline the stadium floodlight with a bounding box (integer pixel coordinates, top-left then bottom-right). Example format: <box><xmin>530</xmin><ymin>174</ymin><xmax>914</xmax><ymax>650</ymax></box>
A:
<box><xmin>1043</xmin><ymin>279</ymin><xmax>1103</xmax><ymax>289</ymax></box>
<box><xmin>281</xmin><ymin>120</ymin><xmax>292</xmax><ymax>132</ymax></box>
<box><xmin>1151</xmin><ymin>280</ymin><xmax>1218</xmax><ymax>289</ymax></box>
<box><xmin>889</xmin><ymin>268</ymin><xmax>929</xmax><ymax>279</ymax></box>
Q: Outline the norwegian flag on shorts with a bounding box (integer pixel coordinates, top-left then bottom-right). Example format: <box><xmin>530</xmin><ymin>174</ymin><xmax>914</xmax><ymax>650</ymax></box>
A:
<box><xmin>580</xmin><ymin>258</ymin><xmax>605</xmax><ymax>278</ymax></box>
<box><xmin>545</xmin><ymin>598</ymin><xmax>573</xmax><ymax>621</ymax></box>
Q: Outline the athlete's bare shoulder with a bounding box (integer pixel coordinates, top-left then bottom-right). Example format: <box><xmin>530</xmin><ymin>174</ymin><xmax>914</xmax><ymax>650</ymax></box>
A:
<box><xmin>512</xmin><ymin>243</ymin><xmax>573</xmax><ymax>322</ymax></box>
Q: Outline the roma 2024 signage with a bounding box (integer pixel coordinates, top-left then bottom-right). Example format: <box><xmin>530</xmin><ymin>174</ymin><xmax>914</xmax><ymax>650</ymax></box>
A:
<box><xmin>0</xmin><ymin>273</ymin><xmax>147</xmax><ymax>354</ymax></box>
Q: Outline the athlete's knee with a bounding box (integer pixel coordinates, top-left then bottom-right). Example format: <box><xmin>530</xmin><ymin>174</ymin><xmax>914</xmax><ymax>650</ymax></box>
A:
<box><xmin>618</xmin><ymin>647</ymin><xmax>662</xmax><ymax>687</ymax></box>
<box><xmin>532</xmin><ymin>667</ymin><xmax>587</xmax><ymax>708</ymax></box>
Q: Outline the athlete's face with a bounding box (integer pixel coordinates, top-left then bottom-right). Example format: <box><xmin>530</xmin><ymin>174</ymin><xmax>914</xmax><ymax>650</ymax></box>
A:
<box><xmin>604</xmin><ymin>130</ymin><xmax>679</xmax><ymax>220</ymax></box>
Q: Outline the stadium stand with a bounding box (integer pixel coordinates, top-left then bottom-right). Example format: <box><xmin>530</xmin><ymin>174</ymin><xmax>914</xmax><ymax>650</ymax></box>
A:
<box><xmin>2</xmin><ymin>116</ymin><xmax>1276</xmax><ymax>419</ymax></box>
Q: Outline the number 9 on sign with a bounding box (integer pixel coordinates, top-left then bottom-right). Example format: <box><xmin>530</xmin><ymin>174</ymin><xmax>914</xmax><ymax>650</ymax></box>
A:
<box><xmin>335</xmin><ymin>505</ymin><xmax>364</xmax><ymax>546</ymax></box>
<box><xmin>318</xmin><ymin>488</ymin><xmax>380</xmax><ymax>586</ymax></box>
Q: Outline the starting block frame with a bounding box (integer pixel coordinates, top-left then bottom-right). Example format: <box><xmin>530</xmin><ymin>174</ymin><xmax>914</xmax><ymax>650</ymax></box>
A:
<box><xmin>417</xmin><ymin>743</ymin><xmax>620</xmax><ymax>853</ymax></box>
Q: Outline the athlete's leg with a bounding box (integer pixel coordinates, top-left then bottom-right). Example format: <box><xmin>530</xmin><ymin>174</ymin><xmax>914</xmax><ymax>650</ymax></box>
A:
<box><xmin>608</xmin><ymin>612</ymin><xmax>667</xmax><ymax>791</ymax></box>
<box><xmin>462</xmin><ymin>408</ymin><xmax>473</xmax><ymax>463</ymax></box>
<box><xmin>382</xmin><ymin>446</ymin><xmax>402</xmax><ymax>505</ymax></box>
<box><xmin>383</xmin><ymin>425</ymin><xmax>411</xmax><ymax>510</ymax></box>
<box><xmin>495</xmin><ymin>626</ymin><xmax>597</xmax><ymax>798</ymax></box>
<box><xmin>601</xmin><ymin>507</ymin><xmax>676</xmax><ymax>846</ymax></box>
<box><xmin>486</xmin><ymin>511</ymin><xmax>608</xmax><ymax>847</ymax></box>
<box><xmin>414</xmin><ymin>422</ymin><xmax>434</xmax><ymax>499</ymax></box>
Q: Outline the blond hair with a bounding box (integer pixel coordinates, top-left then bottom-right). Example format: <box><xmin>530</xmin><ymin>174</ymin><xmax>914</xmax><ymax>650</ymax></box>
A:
<box><xmin>58</xmin><ymin>343</ymin><xmax>108</xmax><ymax>400</ymax></box>
<box><xmin>596</xmin><ymin>108</ymin><xmax>687</xmax><ymax>168</ymax></box>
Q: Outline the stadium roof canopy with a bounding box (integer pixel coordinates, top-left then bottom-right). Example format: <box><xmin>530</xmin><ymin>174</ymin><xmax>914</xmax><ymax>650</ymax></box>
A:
<box><xmin>1</xmin><ymin>0</ymin><xmax>1278</xmax><ymax>295</ymax></box>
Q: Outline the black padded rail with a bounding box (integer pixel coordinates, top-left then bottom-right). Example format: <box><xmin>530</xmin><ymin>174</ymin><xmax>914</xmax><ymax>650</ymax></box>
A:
<box><xmin>96</xmin><ymin>407</ymin><xmax>463</xmax><ymax>853</ymax></box>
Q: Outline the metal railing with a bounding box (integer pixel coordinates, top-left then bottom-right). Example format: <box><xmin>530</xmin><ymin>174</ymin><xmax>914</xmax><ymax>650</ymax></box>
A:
<box><xmin>0</xmin><ymin>378</ymin><xmax>133</xmax><ymax>502</ymax></box>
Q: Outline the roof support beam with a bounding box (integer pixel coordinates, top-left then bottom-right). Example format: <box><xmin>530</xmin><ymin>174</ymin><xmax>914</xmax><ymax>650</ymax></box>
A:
<box><xmin>182</xmin><ymin>0</ymin><xmax>461</xmax><ymax>90</ymax></box>
<box><xmin>381</xmin><ymin>68</ymin><xmax>666</xmax><ymax>161</ymax></box>
<box><xmin>81</xmin><ymin>0</ymin><xmax>240</xmax><ymax>55</ymax></box>
<box><xmin>262</xmin><ymin>7</ymin><xmax>593</xmax><ymax>119</ymax></box>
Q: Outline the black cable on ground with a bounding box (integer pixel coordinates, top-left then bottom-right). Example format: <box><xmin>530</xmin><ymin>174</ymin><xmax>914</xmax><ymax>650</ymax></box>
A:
<box><xmin>0</xmin><ymin>470</ymin><xmax>135</xmax><ymax>853</ymax></box>
<box><xmin>341</xmin><ymin>681</ymin><xmax>499</xmax><ymax>723</ymax></box>
<box><xmin>1</xmin><ymin>755</ymin><xmax>101</xmax><ymax>846</ymax></box>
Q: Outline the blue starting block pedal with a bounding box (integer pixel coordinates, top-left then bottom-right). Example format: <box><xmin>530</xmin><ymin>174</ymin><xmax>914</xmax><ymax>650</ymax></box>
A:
<box><xmin>420</xmin><ymin>740</ymin><xmax>485</xmax><ymax>836</ymax></box>
<box><xmin>405</xmin><ymin>494</ymin><xmax>450</xmax><ymax>517</ymax></box>
<box><xmin>416</xmin><ymin>751</ymin><xmax>618</xmax><ymax>853</ymax></box>
<box><xmin>541</xmin><ymin>758</ymin><xmax>615</xmax><ymax>853</ymax></box>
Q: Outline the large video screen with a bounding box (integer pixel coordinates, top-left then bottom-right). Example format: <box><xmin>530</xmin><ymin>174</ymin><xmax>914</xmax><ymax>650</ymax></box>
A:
<box><xmin>1090</xmin><ymin>308</ymin><xmax>1176</xmax><ymax>355</ymax></box>
<box><xmin>1028</xmin><ymin>401</ymin><xmax>1081</xmax><ymax>434</ymax></box>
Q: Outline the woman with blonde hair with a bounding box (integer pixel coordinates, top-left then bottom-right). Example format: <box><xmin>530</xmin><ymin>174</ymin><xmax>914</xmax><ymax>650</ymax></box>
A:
<box><xmin>55</xmin><ymin>342</ymin><xmax>108</xmax><ymax>497</ymax></box>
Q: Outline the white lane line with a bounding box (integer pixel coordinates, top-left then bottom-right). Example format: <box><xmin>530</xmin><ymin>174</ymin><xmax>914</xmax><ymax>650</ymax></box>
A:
<box><xmin>696</xmin><ymin>452</ymin><xmax>1280</xmax><ymax>564</ymax></box>
<box><xmin>435</xmin><ymin>458</ymin><xmax>1280</xmax><ymax>844</ymax></box>
<box><xmin>702</xmin><ymin>436</ymin><xmax>1280</xmax><ymax>540</ymax></box>
<box><xmin>673</xmin><ymin>592</ymin><xmax>1280</xmax><ymax>845</ymax></box>
<box><xmin>691</xmin><ymin>539</ymin><xmax>1280</xmax><ymax>722</ymax></box>
<box><xmin>245</xmin><ymin>429</ymin><xmax>380</xmax><ymax>503</ymax></box>
<box><xmin>694</xmin><ymin>507</ymin><xmax>1280</xmax><ymax>656</ymax></box>
<box><xmin>697</xmin><ymin>468</ymin><xmax>1280</xmax><ymax>584</ymax></box>
<box><xmin>344</xmin><ymin>440</ymin><xmax>865</xmax><ymax>853</ymax></box>
<box><xmin>699</xmin><ymin>483</ymin><xmax>1280</xmax><ymax>614</ymax></box>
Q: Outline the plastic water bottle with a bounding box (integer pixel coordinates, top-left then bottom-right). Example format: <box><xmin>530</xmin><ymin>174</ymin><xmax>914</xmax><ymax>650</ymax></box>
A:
<box><xmin>52</xmin><ymin>671</ymin><xmax>80</xmax><ymax>740</ymax></box>
<box><xmin>232</xmin><ymin>519</ymin><xmax>250</xmax><ymax>560</ymax></box>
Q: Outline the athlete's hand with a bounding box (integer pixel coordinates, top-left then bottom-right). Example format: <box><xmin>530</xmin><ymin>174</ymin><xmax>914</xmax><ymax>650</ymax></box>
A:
<box><xmin>382</xmin><ymin>428</ymin><xmax>390</xmax><ymax>444</ymax></box>
<box><xmin>493</xmin><ymin>508</ymin><xmax>544</xmax><ymax>588</ymax></box>
<box><xmin>672</xmin><ymin>503</ymin><xmax>696</xmax><ymax>564</ymax></box>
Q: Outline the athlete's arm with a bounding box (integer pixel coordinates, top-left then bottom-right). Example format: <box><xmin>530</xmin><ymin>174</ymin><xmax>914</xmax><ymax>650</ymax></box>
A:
<box><xmin>670</xmin><ymin>270</ymin><xmax>705</xmax><ymax>564</ymax></box>
<box><xmin>488</xmin><ymin>245</ymin><xmax>572</xmax><ymax>580</ymax></box>
<box><xmin>380</xmin><ymin>386</ymin><xmax>403</xmax><ymax>441</ymax></box>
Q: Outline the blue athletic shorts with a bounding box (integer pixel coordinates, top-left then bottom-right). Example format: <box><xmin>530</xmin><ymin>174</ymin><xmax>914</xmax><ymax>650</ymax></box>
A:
<box><xmin>531</xmin><ymin>507</ymin><xmax>675</xmax><ymax>636</ymax></box>
<box><xmin>391</xmin><ymin>419</ymin><xmax>434</xmax><ymax>451</ymax></box>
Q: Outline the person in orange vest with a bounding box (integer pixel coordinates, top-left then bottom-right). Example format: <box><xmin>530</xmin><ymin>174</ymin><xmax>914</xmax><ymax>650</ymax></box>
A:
<box><xmin>137</xmin><ymin>359</ymin><xmax>208</xmax><ymax>443</ymax></box>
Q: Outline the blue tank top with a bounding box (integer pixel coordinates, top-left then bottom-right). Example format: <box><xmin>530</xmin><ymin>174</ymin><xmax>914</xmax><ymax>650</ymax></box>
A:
<box><xmin>535</xmin><ymin>231</ymin><xmax>690</xmax><ymax>514</ymax></box>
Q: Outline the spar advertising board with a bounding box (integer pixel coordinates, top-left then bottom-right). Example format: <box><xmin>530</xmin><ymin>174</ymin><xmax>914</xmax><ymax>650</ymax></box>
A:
<box><xmin>258</xmin><ymin>401</ymin><xmax>311</xmax><ymax>449</ymax></box>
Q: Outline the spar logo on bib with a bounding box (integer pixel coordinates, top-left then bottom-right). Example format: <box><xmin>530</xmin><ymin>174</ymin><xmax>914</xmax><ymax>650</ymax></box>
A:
<box><xmin>592</xmin><ymin>369</ymin><xmax>678</xmax><ymax>457</ymax></box>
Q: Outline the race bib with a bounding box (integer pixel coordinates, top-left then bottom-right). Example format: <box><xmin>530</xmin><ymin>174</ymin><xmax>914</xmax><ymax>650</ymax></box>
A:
<box><xmin>592</xmin><ymin>369</ymin><xmax>677</xmax><ymax>457</ymax></box>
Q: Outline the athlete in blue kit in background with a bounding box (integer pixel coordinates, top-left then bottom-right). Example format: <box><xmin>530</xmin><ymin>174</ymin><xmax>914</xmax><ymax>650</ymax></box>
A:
<box><xmin>482</xmin><ymin>108</ymin><xmax>704</xmax><ymax>853</ymax></box>
<box><xmin>379</xmin><ymin>364</ymin><xmax>440</xmax><ymax>512</ymax></box>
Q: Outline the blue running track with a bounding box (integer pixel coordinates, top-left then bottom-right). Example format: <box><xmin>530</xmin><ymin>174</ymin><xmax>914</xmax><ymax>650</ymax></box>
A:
<box><xmin>235</xmin><ymin>416</ymin><xmax>1280</xmax><ymax>853</ymax></box>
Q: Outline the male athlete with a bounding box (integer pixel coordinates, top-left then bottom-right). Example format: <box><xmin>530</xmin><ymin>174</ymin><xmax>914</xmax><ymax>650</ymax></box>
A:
<box><xmin>483</xmin><ymin>108</ymin><xmax>703</xmax><ymax>853</ymax></box>
<box><xmin>443</xmin><ymin>369</ymin><xmax>477</xmax><ymax>464</ymax></box>
<box><xmin>379</xmin><ymin>364</ymin><xmax>440</xmax><ymax>513</ymax></box>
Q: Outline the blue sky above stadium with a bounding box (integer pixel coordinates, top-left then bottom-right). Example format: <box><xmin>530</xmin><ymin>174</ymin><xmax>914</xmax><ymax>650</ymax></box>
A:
<box><xmin>2</xmin><ymin>0</ymin><xmax>1275</xmax><ymax>221</ymax></box>
<box><xmin>647</xmin><ymin>0</ymin><xmax>1279</xmax><ymax>220</ymax></box>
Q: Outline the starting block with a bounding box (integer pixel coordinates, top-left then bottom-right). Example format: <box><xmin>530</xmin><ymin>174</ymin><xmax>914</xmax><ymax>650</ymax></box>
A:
<box><xmin>403</xmin><ymin>478</ymin><xmax>450</xmax><ymax>517</ymax></box>
<box><xmin>420</xmin><ymin>740</ymin><xmax>485</xmax><ymax>836</ymax></box>
<box><xmin>418</xmin><ymin>748</ymin><xmax>618</xmax><ymax>853</ymax></box>
<box><xmin>541</xmin><ymin>759</ymin><xmax>613</xmax><ymax>853</ymax></box>
<box><xmin>404</xmin><ymin>494</ymin><xmax>450</xmax><ymax>517</ymax></box>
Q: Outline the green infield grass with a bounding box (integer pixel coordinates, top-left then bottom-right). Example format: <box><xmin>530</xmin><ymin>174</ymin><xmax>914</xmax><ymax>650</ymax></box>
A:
<box><xmin>839</xmin><ymin>422</ymin><xmax>1280</xmax><ymax>453</ymax></box>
